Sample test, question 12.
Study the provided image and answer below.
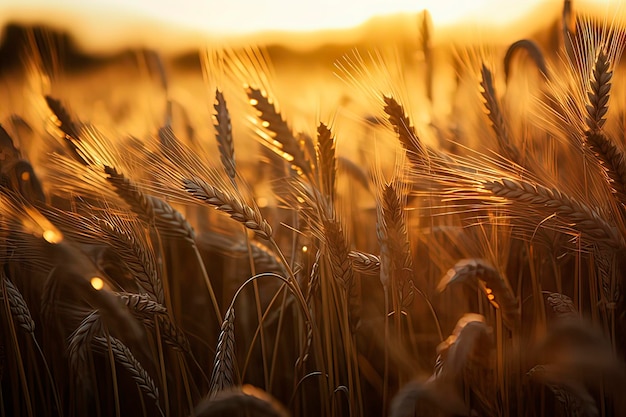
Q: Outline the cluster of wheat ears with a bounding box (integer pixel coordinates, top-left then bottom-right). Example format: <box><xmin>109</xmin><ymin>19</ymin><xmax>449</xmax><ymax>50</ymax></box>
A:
<box><xmin>2</xmin><ymin>1</ymin><xmax>626</xmax><ymax>416</ymax></box>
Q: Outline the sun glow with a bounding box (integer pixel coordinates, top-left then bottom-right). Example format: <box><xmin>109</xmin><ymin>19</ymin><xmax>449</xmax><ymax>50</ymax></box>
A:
<box><xmin>0</xmin><ymin>0</ymin><xmax>612</xmax><ymax>52</ymax></box>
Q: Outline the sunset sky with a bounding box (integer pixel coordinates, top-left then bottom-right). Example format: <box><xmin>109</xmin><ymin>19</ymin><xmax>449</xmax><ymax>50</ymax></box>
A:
<box><xmin>0</xmin><ymin>0</ymin><xmax>620</xmax><ymax>52</ymax></box>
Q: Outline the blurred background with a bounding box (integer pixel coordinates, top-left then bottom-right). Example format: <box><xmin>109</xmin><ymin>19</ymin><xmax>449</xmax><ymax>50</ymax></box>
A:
<box><xmin>0</xmin><ymin>0</ymin><xmax>620</xmax><ymax>162</ymax></box>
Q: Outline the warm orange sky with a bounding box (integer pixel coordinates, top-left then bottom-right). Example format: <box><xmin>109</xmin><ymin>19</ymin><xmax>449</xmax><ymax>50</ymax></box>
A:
<box><xmin>0</xmin><ymin>0</ymin><xmax>620</xmax><ymax>52</ymax></box>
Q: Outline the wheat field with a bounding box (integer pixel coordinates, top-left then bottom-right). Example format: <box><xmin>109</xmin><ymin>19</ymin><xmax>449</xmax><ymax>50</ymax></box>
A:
<box><xmin>0</xmin><ymin>1</ymin><xmax>626</xmax><ymax>416</ymax></box>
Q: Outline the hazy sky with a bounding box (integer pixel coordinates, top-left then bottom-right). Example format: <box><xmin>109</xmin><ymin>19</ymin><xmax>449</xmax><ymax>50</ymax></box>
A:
<box><xmin>0</xmin><ymin>0</ymin><xmax>618</xmax><ymax>51</ymax></box>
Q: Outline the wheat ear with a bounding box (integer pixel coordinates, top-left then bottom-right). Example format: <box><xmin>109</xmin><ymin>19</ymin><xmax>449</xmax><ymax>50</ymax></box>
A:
<box><xmin>44</xmin><ymin>95</ymin><xmax>87</xmax><ymax>165</ymax></box>
<box><xmin>322</xmin><ymin>216</ymin><xmax>361</xmax><ymax>331</ymax></box>
<box><xmin>377</xmin><ymin>183</ymin><xmax>413</xmax><ymax>306</ymax></box>
<box><xmin>93</xmin><ymin>335</ymin><xmax>161</xmax><ymax>406</ymax></box>
<box><xmin>349</xmin><ymin>251</ymin><xmax>381</xmax><ymax>275</ymax></box>
<box><xmin>503</xmin><ymin>39</ymin><xmax>548</xmax><ymax>83</ymax></box>
<box><xmin>183</xmin><ymin>176</ymin><xmax>272</xmax><ymax>240</ymax></box>
<box><xmin>97</xmin><ymin>218</ymin><xmax>164</xmax><ymax>304</ymax></box>
<box><xmin>209</xmin><ymin>306</ymin><xmax>236</xmax><ymax>397</ymax></box>
<box><xmin>586</xmin><ymin>50</ymin><xmax>611</xmax><ymax>130</ymax></box>
<box><xmin>585</xmin><ymin>130</ymin><xmax>626</xmax><ymax>206</ymax></box>
<box><xmin>194</xmin><ymin>386</ymin><xmax>288</xmax><ymax>417</ymax></box>
<box><xmin>246</xmin><ymin>86</ymin><xmax>313</xmax><ymax>177</ymax></box>
<box><xmin>439</xmin><ymin>259</ymin><xmax>519</xmax><ymax>328</ymax></box>
<box><xmin>480</xmin><ymin>64</ymin><xmax>521</xmax><ymax>164</ymax></box>
<box><xmin>545</xmin><ymin>292</ymin><xmax>577</xmax><ymax>319</ymax></box>
<box><xmin>67</xmin><ymin>310</ymin><xmax>103</xmax><ymax>378</ymax></box>
<box><xmin>214</xmin><ymin>89</ymin><xmax>236</xmax><ymax>182</ymax></box>
<box><xmin>115</xmin><ymin>292</ymin><xmax>167</xmax><ymax>316</ymax></box>
<box><xmin>316</xmin><ymin>122</ymin><xmax>337</xmax><ymax>202</ymax></box>
<box><xmin>383</xmin><ymin>95</ymin><xmax>427</xmax><ymax>166</ymax></box>
<box><xmin>1</xmin><ymin>275</ymin><xmax>35</xmax><ymax>335</ymax></box>
<box><xmin>484</xmin><ymin>178</ymin><xmax>624</xmax><ymax>247</ymax></box>
<box><xmin>104</xmin><ymin>166</ymin><xmax>196</xmax><ymax>242</ymax></box>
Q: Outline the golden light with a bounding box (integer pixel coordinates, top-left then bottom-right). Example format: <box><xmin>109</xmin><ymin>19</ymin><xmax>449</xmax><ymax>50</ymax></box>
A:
<box><xmin>302</xmin><ymin>245</ymin><xmax>308</xmax><ymax>253</ymax></box>
<box><xmin>90</xmin><ymin>277</ymin><xmax>105</xmax><ymax>291</ymax></box>
<box><xmin>42</xmin><ymin>229</ymin><xmax>62</xmax><ymax>244</ymax></box>
<box><xmin>0</xmin><ymin>0</ymin><xmax>616</xmax><ymax>53</ymax></box>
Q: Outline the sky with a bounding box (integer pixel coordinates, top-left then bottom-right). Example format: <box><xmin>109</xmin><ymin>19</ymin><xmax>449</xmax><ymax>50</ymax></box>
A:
<box><xmin>0</xmin><ymin>0</ymin><xmax>619</xmax><ymax>52</ymax></box>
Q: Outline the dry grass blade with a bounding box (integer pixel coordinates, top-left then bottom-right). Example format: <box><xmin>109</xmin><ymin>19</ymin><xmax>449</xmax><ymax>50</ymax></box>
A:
<box><xmin>504</xmin><ymin>39</ymin><xmax>549</xmax><ymax>83</ymax></box>
<box><xmin>97</xmin><ymin>218</ymin><xmax>164</xmax><ymax>304</ymax></box>
<box><xmin>214</xmin><ymin>89</ymin><xmax>236</xmax><ymax>181</ymax></box>
<box><xmin>183</xmin><ymin>176</ymin><xmax>272</xmax><ymax>240</ymax></box>
<box><xmin>586</xmin><ymin>50</ymin><xmax>611</xmax><ymax>130</ymax></box>
<box><xmin>439</xmin><ymin>259</ymin><xmax>519</xmax><ymax>328</ymax></box>
<box><xmin>209</xmin><ymin>306</ymin><xmax>236</xmax><ymax>397</ymax></box>
<box><xmin>584</xmin><ymin>130</ymin><xmax>626</xmax><ymax>206</ymax></box>
<box><xmin>1</xmin><ymin>274</ymin><xmax>35</xmax><ymax>334</ymax></box>
<box><xmin>479</xmin><ymin>64</ymin><xmax>521</xmax><ymax>164</ymax></box>
<box><xmin>246</xmin><ymin>86</ymin><xmax>313</xmax><ymax>177</ymax></box>
<box><xmin>382</xmin><ymin>95</ymin><xmax>426</xmax><ymax>166</ymax></box>
<box><xmin>484</xmin><ymin>178</ymin><xmax>624</xmax><ymax>247</ymax></box>
<box><xmin>316</xmin><ymin>122</ymin><xmax>336</xmax><ymax>202</ymax></box>
<box><xmin>194</xmin><ymin>386</ymin><xmax>289</xmax><ymax>417</ymax></box>
<box><xmin>349</xmin><ymin>250</ymin><xmax>381</xmax><ymax>275</ymax></box>
<box><xmin>93</xmin><ymin>335</ymin><xmax>161</xmax><ymax>404</ymax></box>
